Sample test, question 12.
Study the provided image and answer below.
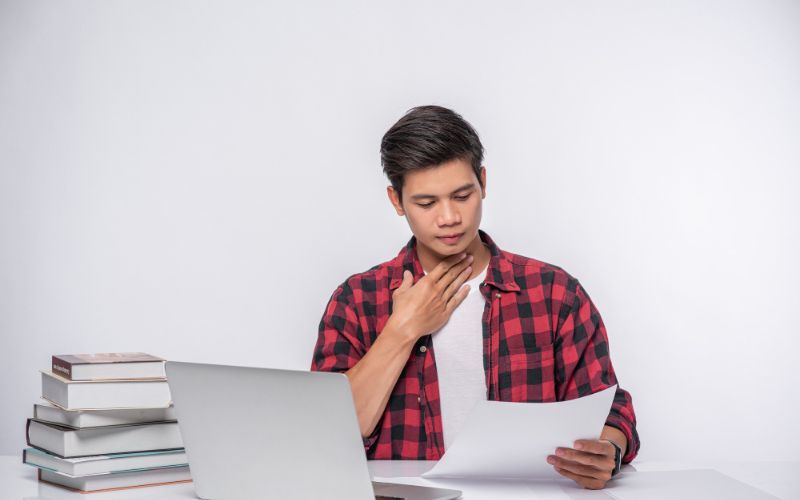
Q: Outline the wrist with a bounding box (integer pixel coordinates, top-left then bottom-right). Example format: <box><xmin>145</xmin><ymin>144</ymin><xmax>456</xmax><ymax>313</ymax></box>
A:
<box><xmin>600</xmin><ymin>439</ymin><xmax>623</xmax><ymax>477</ymax></box>
<box><xmin>600</xmin><ymin>425</ymin><xmax>628</xmax><ymax>458</ymax></box>
<box><xmin>381</xmin><ymin>317</ymin><xmax>420</xmax><ymax>349</ymax></box>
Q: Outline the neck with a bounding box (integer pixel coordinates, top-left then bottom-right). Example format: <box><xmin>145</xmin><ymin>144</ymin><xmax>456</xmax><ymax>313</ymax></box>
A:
<box><xmin>417</xmin><ymin>232</ymin><xmax>491</xmax><ymax>281</ymax></box>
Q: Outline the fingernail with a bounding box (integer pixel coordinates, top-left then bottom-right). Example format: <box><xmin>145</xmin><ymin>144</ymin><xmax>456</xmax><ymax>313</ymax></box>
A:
<box><xmin>556</xmin><ymin>449</ymin><xmax>565</xmax><ymax>457</ymax></box>
<box><xmin>574</xmin><ymin>442</ymin><xmax>584</xmax><ymax>450</ymax></box>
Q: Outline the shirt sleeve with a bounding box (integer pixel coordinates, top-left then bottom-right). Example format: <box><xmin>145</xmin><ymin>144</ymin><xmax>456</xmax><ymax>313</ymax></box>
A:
<box><xmin>554</xmin><ymin>281</ymin><xmax>641</xmax><ymax>463</ymax></box>
<box><xmin>310</xmin><ymin>283</ymin><xmax>381</xmax><ymax>452</ymax></box>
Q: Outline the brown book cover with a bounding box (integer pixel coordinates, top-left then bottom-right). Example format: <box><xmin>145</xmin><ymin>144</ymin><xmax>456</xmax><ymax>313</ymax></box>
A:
<box><xmin>52</xmin><ymin>353</ymin><xmax>164</xmax><ymax>380</ymax></box>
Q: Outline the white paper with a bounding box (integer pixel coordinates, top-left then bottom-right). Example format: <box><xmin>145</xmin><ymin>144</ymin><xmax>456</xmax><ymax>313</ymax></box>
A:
<box><xmin>423</xmin><ymin>385</ymin><xmax>617</xmax><ymax>480</ymax></box>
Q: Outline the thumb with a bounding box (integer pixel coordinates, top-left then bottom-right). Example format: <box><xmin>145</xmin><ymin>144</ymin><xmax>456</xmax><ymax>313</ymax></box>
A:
<box><xmin>400</xmin><ymin>270</ymin><xmax>413</xmax><ymax>289</ymax></box>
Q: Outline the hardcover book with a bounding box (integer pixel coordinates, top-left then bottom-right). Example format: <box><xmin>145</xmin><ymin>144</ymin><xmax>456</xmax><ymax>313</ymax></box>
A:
<box><xmin>26</xmin><ymin>419</ymin><xmax>183</xmax><ymax>458</ymax></box>
<box><xmin>38</xmin><ymin>465</ymin><xmax>191</xmax><ymax>493</ymax></box>
<box><xmin>52</xmin><ymin>353</ymin><xmax>165</xmax><ymax>381</ymax></box>
<box><xmin>41</xmin><ymin>370</ymin><xmax>171</xmax><ymax>410</ymax></box>
<box><xmin>33</xmin><ymin>403</ymin><xmax>176</xmax><ymax>428</ymax></box>
<box><xmin>23</xmin><ymin>447</ymin><xmax>188</xmax><ymax>476</ymax></box>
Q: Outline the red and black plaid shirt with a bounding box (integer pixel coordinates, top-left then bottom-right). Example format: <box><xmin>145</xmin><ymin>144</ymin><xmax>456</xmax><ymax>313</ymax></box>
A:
<box><xmin>311</xmin><ymin>229</ymin><xmax>640</xmax><ymax>463</ymax></box>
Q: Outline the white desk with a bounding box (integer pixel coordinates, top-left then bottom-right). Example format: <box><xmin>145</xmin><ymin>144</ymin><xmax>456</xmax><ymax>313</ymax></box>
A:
<box><xmin>1</xmin><ymin>456</ymin><xmax>796</xmax><ymax>499</ymax></box>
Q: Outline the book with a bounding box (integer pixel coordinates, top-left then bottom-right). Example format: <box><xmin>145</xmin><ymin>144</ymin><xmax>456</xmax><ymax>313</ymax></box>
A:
<box><xmin>38</xmin><ymin>465</ymin><xmax>191</xmax><ymax>493</ymax></box>
<box><xmin>52</xmin><ymin>352</ymin><xmax>165</xmax><ymax>381</ymax></box>
<box><xmin>23</xmin><ymin>447</ymin><xmax>188</xmax><ymax>476</ymax></box>
<box><xmin>33</xmin><ymin>403</ymin><xmax>176</xmax><ymax>428</ymax></box>
<box><xmin>41</xmin><ymin>370</ymin><xmax>171</xmax><ymax>410</ymax></box>
<box><xmin>26</xmin><ymin>419</ymin><xmax>183</xmax><ymax>458</ymax></box>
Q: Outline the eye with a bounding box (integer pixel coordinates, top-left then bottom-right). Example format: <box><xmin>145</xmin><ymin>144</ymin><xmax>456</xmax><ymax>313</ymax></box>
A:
<box><xmin>455</xmin><ymin>194</ymin><xmax>471</xmax><ymax>201</ymax></box>
<box><xmin>417</xmin><ymin>202</ymin><xmax>434</xmax><ymax>208</ymax></box>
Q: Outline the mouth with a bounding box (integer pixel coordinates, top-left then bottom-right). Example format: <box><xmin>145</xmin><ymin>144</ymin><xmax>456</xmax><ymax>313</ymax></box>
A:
<box><xmin>437</xmin><ymin>233</ymin><xmax>464</xmax><ymax>245</ymax></box>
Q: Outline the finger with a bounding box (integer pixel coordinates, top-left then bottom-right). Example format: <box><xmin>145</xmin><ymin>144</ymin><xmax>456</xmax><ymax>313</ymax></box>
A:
<box><xmin>553</xmin><ymin>466</ymin><xmax>593</xmax><ymax>489</ymax></box>
<box><xmin>426</xmin><ymin>252</ymin><xmax>468</xmax><ymax>282</ymax></box>
<box><xmin>435</xmin><ymin>253</ymin><xmax>473</xmax><ymax>290</ymax></box>
<box><xmin>574</xmin><ymin>439</ymin><xmax>615</xmax><ymax>456</ymax></box>
<box><xmin>442</xmin><ymin>263</ymin><xmax>472</xmax><ymax>300</ymax></box>
<box><xmin>555</xmin><ymin>447</ymin><xmax>615</xmax><ymax>470</ymax></box>
<box><xmin>393</xmin><ymin>270</ymin><xmax>412</xmax><ymax>295</ymax></box>
<box><xmin>548</xmin><ymin>456</ymin><xmax>612</xmax><ymax>482</ymax></box>
<box><xmin>401</xmin><ymin>270</ymin><xmax>413</xmax><ymax>288</ymax></box>
<box><xmin>553</xmin><ymin>466</ymin><xmax>607</xmax><ymax>490</ymax></box>
<box><xmin>445</xmin><ymin>283</ymin><xmax>471</xmax><ymax>312</ymax></box>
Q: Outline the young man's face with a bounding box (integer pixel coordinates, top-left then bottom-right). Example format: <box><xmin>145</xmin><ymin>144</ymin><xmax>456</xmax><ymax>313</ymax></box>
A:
<box><xmin>388</xmin><ymin>158</ymin><xmax>487</xmax><ymax>266</ymax></box>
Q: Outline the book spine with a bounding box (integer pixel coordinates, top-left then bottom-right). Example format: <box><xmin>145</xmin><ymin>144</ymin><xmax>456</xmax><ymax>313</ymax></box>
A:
<box><xmin>25</xmin><ymin>418</ymin><xmax>33</xmax><ymax>448</ymax></box>
<box><xmin>51</xmin><ymin>356</ymin><xmax>73</xmax><ymax>380</ymax></box>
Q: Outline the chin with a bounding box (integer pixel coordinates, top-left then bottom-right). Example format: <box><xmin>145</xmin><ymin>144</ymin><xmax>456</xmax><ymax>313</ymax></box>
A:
<box><xmin>433</xmin><ymin>239</ymin><xmax>470</xmax><ymax>255</ymax></box>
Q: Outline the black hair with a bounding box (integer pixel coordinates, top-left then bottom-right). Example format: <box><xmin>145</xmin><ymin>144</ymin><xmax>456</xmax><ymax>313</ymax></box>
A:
<box><xmin>380</xmin><ymin>105</ymin><xmax>484</xmax><ymax>201</ymax></box>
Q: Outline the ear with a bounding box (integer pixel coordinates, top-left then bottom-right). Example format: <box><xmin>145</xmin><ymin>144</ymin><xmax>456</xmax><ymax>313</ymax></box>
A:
<box><xmin>479</xmin><ymin>166</ymin><xmax>487</xmax><ymax>198</ymax></box>
<box><xmin>387</xmin><ymin>186</ymin><xmax>405</xmax><ymax>216</ymax></box>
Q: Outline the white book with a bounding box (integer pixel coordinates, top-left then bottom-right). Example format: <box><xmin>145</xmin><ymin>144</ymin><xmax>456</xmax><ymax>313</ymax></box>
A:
<box><xmin>38</xmin><ymin>465</ymin><xmax>191</xmax><ymax>493</ymax></box>
<box><xmin>23</xmin><ymin>447</ymin><xmax>188</xmax><ymax>476</ymax></box>
<box><xmin>41</xmin><ymin>370</ymin><xmax>171</xmax><ymax>410</ymax></box>
<box><xmin>27</xmin><ymin>419</ymin><xmax>183</xmax><ymax>458</ymax></box>
<box><xmin>34</xmin><ymin>403</ymin><xmax>176</xmax><ymax>428</ymax></box>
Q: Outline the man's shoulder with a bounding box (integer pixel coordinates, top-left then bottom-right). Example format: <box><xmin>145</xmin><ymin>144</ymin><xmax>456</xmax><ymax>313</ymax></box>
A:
<box><xmin>328</xmin><ymin>255</ymin><xmax>401</xmax><ymax>303</ymax></box>
<box><xmin>499</xmin><ymin>248</ymin><xmax>574</xmax><ymax>278</ymax></box>
<box><xmin>496</xmin><ymin>248</ymin><xmax>581</xmax><ymax>295</ymax></box>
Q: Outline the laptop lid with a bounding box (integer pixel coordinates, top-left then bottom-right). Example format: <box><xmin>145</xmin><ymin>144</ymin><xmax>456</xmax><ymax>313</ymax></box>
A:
<box><xmin>165</xmin><ymin>361</ymin><xmax>375</xmax><ymax>500</ymax></box>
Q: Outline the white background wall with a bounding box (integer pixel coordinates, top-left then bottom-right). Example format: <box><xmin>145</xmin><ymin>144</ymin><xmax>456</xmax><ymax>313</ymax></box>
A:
<box><xmin>1</xmin><ymin>0</ymin><xmax>798</xmax><ymax>461</ymax></box>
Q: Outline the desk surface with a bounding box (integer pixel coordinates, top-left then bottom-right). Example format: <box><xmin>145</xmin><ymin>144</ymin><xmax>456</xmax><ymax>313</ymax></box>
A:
<box><xmin>2</xmin><ymin>456</ymin><xmax>796</xmax><ymax>499</ymax></box>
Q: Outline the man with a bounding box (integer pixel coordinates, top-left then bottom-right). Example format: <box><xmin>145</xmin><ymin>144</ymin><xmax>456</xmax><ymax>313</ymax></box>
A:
<box><xmin>311</xmin><ymin>105</ymin><xmax>639</xmax><ymax>490</ymax></box>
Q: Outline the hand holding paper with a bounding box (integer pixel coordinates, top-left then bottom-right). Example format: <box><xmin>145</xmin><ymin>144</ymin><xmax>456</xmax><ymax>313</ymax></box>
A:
<box><xmin>548</xmin><ymin>436</ymin><xmax>618</xmax><ymax>489</ymax></box>
<box><xmin>422</xmin><ymin>385</ymin><xmax>617</xmax><ymax>480</ymax></box>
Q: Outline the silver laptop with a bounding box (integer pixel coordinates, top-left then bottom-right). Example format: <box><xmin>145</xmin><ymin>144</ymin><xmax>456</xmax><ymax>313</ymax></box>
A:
<box><xmin>165</xmin><ymin>361</ymin><xmax>461</xmax><ymax>500</ymax></box>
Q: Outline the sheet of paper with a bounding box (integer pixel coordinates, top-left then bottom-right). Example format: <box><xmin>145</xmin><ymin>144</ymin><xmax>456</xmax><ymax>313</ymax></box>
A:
<box><xmin>423</xmin><ymin>385</ymin><xmax>617</xmax><ymax>480</ymax></box>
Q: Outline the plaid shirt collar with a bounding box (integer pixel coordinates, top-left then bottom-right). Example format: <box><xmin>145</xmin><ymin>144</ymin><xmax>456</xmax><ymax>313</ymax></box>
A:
<box><xmin>388</xmin><ymin>229</ymin><xmax>521</xmax><ymax>293</ymax></box>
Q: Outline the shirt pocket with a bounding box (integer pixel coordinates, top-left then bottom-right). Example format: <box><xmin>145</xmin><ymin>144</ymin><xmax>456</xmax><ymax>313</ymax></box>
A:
<box><xmin>498</xmin><ymin>343</ymin><xmax>557</xmax><ymax>403</ymax></box>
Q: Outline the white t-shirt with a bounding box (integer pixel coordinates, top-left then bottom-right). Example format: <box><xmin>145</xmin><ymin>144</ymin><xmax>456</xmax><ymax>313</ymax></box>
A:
<box><xmin>425</xmin><ymin>262</ymin><xmax>489</xmax><ymax>450</ymax></box>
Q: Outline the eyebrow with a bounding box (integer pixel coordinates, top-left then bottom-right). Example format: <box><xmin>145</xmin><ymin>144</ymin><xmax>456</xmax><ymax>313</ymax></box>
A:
<box><xmin>409</xmin><ymin>183</ymin><xmax>476</xmax><ymax>201</ymax></box>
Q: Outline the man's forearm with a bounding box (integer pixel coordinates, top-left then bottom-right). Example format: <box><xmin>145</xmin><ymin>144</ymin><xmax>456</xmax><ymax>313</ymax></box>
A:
<box><xmin>345</xmin><ymin>320</ymin><xmax>416</xmax><ymax>438</ymax></box>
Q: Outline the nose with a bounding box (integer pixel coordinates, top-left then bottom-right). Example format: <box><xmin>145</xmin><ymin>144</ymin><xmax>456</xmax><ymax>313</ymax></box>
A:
<box><xmin>437</xmin><ymin>200</ymin><xmax>461</xmax><ymax>227</ymax></box>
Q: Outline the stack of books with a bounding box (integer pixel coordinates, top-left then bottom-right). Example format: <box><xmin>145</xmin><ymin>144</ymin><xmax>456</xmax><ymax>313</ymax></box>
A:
<box><xmin>23</xmin><ymin>353</ymin><xmax>191</xmax><ymax>493</ymax></box>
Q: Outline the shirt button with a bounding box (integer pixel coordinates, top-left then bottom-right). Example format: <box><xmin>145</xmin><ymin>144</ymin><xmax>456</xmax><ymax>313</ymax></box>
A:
<box><xmin>495</xmin><ymin>293</ymin><xmax>501</xmax><ymax>298</ymax></box>
<box><xmin>417</xmin><ymin>396</ymin><xmax>422</xmax><ymax>404</ymax></box>
<box><xmin>419</xmin><ymin>345</ymin><xmax>427</xmax><ymax>353</ymax></box>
